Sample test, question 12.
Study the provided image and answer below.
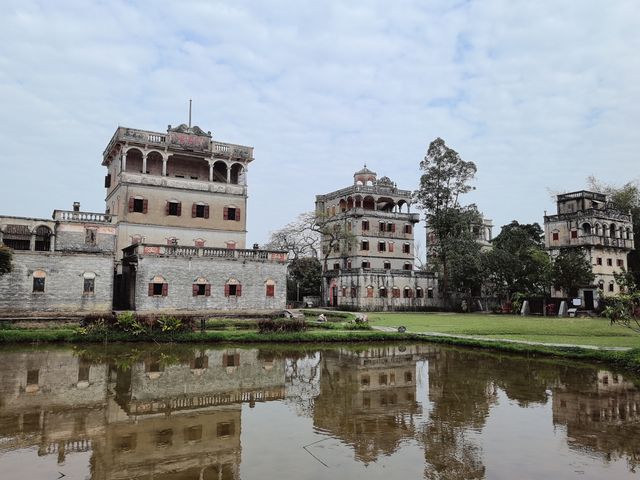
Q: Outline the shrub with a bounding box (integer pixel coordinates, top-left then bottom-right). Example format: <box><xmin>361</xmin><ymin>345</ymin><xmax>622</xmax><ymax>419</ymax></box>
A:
<box><xmin>158</xmin><ymin>315</ymin><xmax>182</xmax><ymax>332</ymax></box>
<box><xmin>115</xmin><ymin>311</ymin><xmax>147</xmax><ymax>336</ymax></box>
<box><xmin>257</xmin><ymin>318</ymin><xmax>306</xmax><ymax>333</ymax></box>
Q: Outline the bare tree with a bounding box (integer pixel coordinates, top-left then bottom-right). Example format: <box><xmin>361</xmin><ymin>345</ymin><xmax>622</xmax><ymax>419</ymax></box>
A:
<box><xmin>265</xmin><ymin>212</ymin><xmax>321</xmax><ymax>260</ymax></box>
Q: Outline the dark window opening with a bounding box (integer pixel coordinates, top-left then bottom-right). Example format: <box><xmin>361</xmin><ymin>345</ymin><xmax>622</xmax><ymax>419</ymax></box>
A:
<box><xmin>133</xmin><ymin>198</ymin><xmax>144</xmax><ymax>213</ymax></box>
<box><xmin>609</xmin><ymin>283</ymin><xmax>614</xmax><ymax>292</ymax></box>
<box><xmin>33</xmin><ymin>277</ymin><xmax>45</xmax><ymax>293</ymax></box>
<box><xmin>196</xmin><ymin>204</ymin><xmax>206</xmax><ymax>218</ymax></box>
<box><xmin>266</xmin><ymin>284</ymin><xmax>275</xmax><ymax>297</ymax></box>
<box><xmin>85</xmin><ymin>229</ymin><xmax>96</xmax><ymax>245</ymax></box>
<box><xmin>404</xmin><ymin>224</ymin><xmax>412</xmax><ymax>234</ymax></box>
<box><xmin>403</xmin><ymin>244</ymin><xmax>411</xmax><ymax>254</ymax></box>
<box><xmin>379</xmin><ymin>288</ymin><xmax>387</xmax><ymax>298</ymax></box>
<box><xmin>184</xmin><ymin>425</ymin><xmax>203</xmax><ymax>442</ymax></box>
<box><xmin>223</xmin><ymin>353</ymin><xmax>239</xmax><ymax>367</ymax></box>
<box><xmin>378</xmin><ymin>242</ymin><xmax>386</xmax><ymax>252</ymax></box>
<box><xmin>196</xmin><ymin>284</ymin><xmax>206</xmax><ymax>296</ymax></box>
<box><xmin>403</xmin><ymin>263</ymin><xmax>413</xmax><ymax>271</ymax></box>
<box><xmin>227</xmin><ymin>207</ymin><xmax>237</xmax><ymax>220</ymax></box>
<box><xmin>607</xmin><ymin>258</ymin><xmax>613</xmax><ymax>266</ymax></box>
<box><xmin>155</xmin><ymin>429</ymin><xmax>173</xmax><ymax>447</ymax></box>
<box><xmin>571</xmin><ymin>230</ymin><xmax>578</xmax><ymax>239</ymax></box>
<box><xmin>552</xmin><ymin>232</ymin><xmax>559</xmax><ymax>241</ymax></box>
<box><xmin>34</xmin><ymin>226</ymin><xmax>52</xmax><ymax>251</ymax></box>
<box><xmin>427</xmin><ymin>288</ymin><xmax>433</xmax><ymax>299</ymax></box>
<box><xmin>383</xmin><ymin>261</ymin><xmax>391</xmax><ymax>269</ymax></box>
<box><xmin>118</xmin><ymin>434</ymin><xmax>137</xmax><ymax>452</ymax></box>
<box><xmin>416</xmin><ymin>288</ymin><xmax>424</xmax><ymax>298</ymax></box>
<box><xmin>361</xmin><ymin>261</ymin><xmax>370</xmax><ymax>270</ymax></box>
<box><xmin>4</xmin><ymin>224</ymin><xmax>31</xmax><ymax>250</ymax></box>
<box><xmin>78</xmin><ymin>363</ymin><xmax>90</xmax><ymax>382</ymax></box>
<box><xmin>597</xmin><ymin>257</ymin><xmax>602</xmax><ymax>265</ymax></box>
<box><xmin>405</xmin><ymin>371</ymin><xmax>412</xmax><ymax>383</ymax></box>
<box><xmin>362</xmin><ymin>220</ymin><xmax>369</xmax><ymax>231</ymax></box>
<box><xmin>217</xmin><ymin>422</ymin><xmax>235</xmax><ymax>437</ymax></box>
<box><xmin>83</xmin><ymin>278</ymin><xmax>95</xmax><ymax>294</ymax></box>
<box><xmin>27</xmin><ymin>369</ymin><xmax>39</xmax><ymax>385</ymax></box>
<box><xmin>361</xmin><ymin>241</ymin><xmax>369</xmax><ymax>251</ymax></box>
<box><xmin>168</xmin><ymin>202</ymin><xmax>180</xmax><ymax>216</ymax></box>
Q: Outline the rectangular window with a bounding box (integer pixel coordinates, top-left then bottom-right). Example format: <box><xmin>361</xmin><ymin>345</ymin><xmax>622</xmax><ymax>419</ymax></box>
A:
<box><xmin>404</xmin><ymin>224</ymin><xmax>412</xmax><ymax>234</ymax></box>
<box><xmin>216</xmin><ymin>422</ymin><xmax>235</xmax><ymax>437</ymax></box>
<box><xmin>384</xmin><ymin>261</ymin><xmax>391</xmax><ymax>269</ymax></box>
<box><xmin>361</xmin><ymin>375</ymin><xmax>370</xmax><ymax>386</ymax></box>
<box><xmin>617</xmin><ymin>259</ymin><xmax>624</xmax><ymax>267</ymax></box>
<box><xmin>379</xmin><ymin>288</ymin><xmax>387</xmax><ymax>298</ymax></box>
<box><xmin>379</xmin><ymin>222</ymin><xmax>386</xmax><ymax>232</ymax></box>
<box><xmin>167</xmin><ymin>201</ymin><xmax>181</xmax><ymax>216</ymax></box>
<box><xmin>78</xmin><ymin>362</ymin><xmax>90</xmax><ymax>382</ymax></box>
<box><xmin>403</xmin><ymin>244</ymin><xmax>411</xmax><ymax>254</ymax></box>
<box><xmin>333</xmin><ymin>263</ymin><xmax>340</xmax><ymax>271</ymax></box>
<box><xmin>362</xmin><ymin>220</ymin><xmax>369</xmax><ymax>231</ymax></box>
<box><xmin>379</xmin><ymin>374</ymin><xmax>388</xmax><ymax>385</ymax></box>
<box><xmin>27</xmin><ymin>369</ymin><xmax>39</xmax><ymax>385</ymax></box>
<box><xmin>342</xmin><ymin>287</ymin><xmax>347</xmax><ymax>297</ymax></box>
<box><xmin>552</xmin><ymin>232</ymin><xmax>559</xmax><ymax>241</ymax></box>
<box><xmin>155</xmin><ymin>429</ymin><xmax>173</xmax><ymax>447</ymax></box>
<box><xmin>33</xmin><ymin>277</ymin><xmax>45</xmax><ymax>293</ymax></box>
<box><xmin>184</xmin><ymin>426</ymin><xmax>203</xmax><ymax>442</ymax></box>
<box><xmin>266</xmin><ymin>284</ymin><xmax>275</xmax><ymax>297</ymax></box>
<box><xmin>223</xmin><ymin>353</ymin><xmax>240</xmax><ymax>367</ymax></box>
<box><xmin>403</xmin><ymin>263</ymin><xmax>413</xmax><ymax>271</ymax></box>
<box><xmin>83</xmin><ymin>278</ymin><xmax>95</xmax><ymax>294</ymax></box>
<box><xmin>133</xmin><ymin>198</ymin><xmax>145</xmax><ymax>213</ymax></box>
<box><xmin>149</xmin><ymin>283</ymin><xmax>168</xmax><ymax>296</ymax></box>
<box><xmin>196</xmin><ymin>204</ymin><xmax>206</xmax><ymax>218</ymax></box>
<box><xmin>227</xmin><ymin>207</ymin><xmax>237</xmax><ymax>220</ymax></box>
<box><xmin>225</xmin><ymin>284</ymin><xmax>242</xmax><ymax>297</ymax></box>
<box><xmin>361</xmin><ymin>240</ymin><xmax>369</xmax><ymax>251</ymax></box>
<box><xmin>85</xmin><ymin>228</ymin><xmax>97</xmax><ymax>245</ymax></box>
<box><xmin>362</xmin><ymin>261</ymin><xmax>370</xmax><ymax>269</ymax></box>
<box><xmin>366</xmin><ymin>286</ymin><xmax>374</xmax><ymax>298</ymax></box>
<box><xmin>405</xmin><ymin>371</ymin><xmax>412</xmax><ymax>383</ymax></box>
<box><xmin>224</xmin><ymin>207</ymin><xmax>241</xmax><ymax>221</ymax></box>
<box><xmin>427</xmin><ymin>288</ymin><xmax>434</xmax><ymax>299</ymax></box>
<box><xmin>192</xmin><ymin>284</ymin><xmax>207</xmax><ymax>296</ymax></box>
<box><xmin>416</xmin><ymin>288</ymin><xmax>424</xmax><ymax>298</ymax></box>
<box><xmin>351</xmin><ymin>287</ymin><xmax>357</xmax><ymax>298</ymax></box>
<box><xmin>387</xmin><ymin>223</ymin><xmax>395</xmax><ymax>232</ymax></box>
<box><xmin>608</xmin><ymin>283</ymin><xmax>614</xmax><ymax>292</ymax></box>
<box><xmin>607</xmin><ymin>258</ymin><xmax>613</xmax><ymax>266</ymax></box>
<box><xmin>571</xmin><ymin>230</ymin><xmax>578</xmax><ymax>239</ymax></box>
<box><xmin>378</xmin><ymin>242</ymin><xmax>386</xmax><ymax>252</ymax></box>
<box><xmin>596</xmin><ymin>257</ymin><xmax>602</xmax><ymax>265</ymax></box>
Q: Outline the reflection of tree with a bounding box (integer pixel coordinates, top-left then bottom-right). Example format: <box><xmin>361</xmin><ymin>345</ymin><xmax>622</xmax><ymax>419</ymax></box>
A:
<box><xmin>284</xmin><ymin>353</ymin><xmax>321</xmax><ymax>417</ymax></box>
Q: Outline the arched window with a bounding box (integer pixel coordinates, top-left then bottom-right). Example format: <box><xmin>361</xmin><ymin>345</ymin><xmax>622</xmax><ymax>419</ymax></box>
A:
<box><xmin>148</xmin><ymin>275</ymin><xmax>168</xmax><ymax>296</ymax></box>
<box><xmin>192</xmin><ymin>276</ymin><xmax>210</xmax><ymax>297</ymax></box>
<box><xmin>3</xmin><ymin>224</ymin><xmax>31</xmax><ymax>250</ymax></box>
<box><xmin>366</xmin><ymin>286</ymin><xmax>374</xmax><ymax>298</ymax></box>
<box><xmin>225</xmin><ymin>278</ymin><xmax>242</xmax><ymax>297</ymax></box>
<box><xmin>34</xmin><ymin>226</ymin><xmax>52</xmax><ymax>251</ymax></box>
<box><xmin>265</xmin><ymin>278</ymin><xmax>276</xmax><ymax>297</ymax></box>
<box><xmin>610</xmin><ymin>223</ymin><xmax>617</xmax><ymax>238</ymax></box>
<box><xmin>581</xmin><ymin>223</ymin><xmax>591</xmax><ymax>235</ymax></box>
<box><xmin>416</xmin><ymin>287</ymin><xmax>424</xmax><ymax>298</ymax></box>
<box><xmin>32</xmin><ymin>270</ymin><xmax>46</xmax><ymax>293</ymax></box>
<box><xmin>403</xmin><ymin>286</ymin><xmax>413</xmax><ymax>298</ymax></box>
<box><xmin>379</xmin><ymin>287</ymin><xmax>387</xmax><ymax>298</ymax></box>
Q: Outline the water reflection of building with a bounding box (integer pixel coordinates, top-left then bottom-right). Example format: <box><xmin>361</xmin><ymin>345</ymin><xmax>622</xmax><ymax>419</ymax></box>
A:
<box><xmin>313</xmin><ymin>345</ymin><xmax>427</xmax><ymax>464</ymax></box>
<box><xmin>0</xmin><ymin>348</ymin><xmax>286</xmax><ymax>480</ymax></box>
<box><xmin>553</xmin><ymin>369</ymin><xmax>640</xmax><ymax>468</ymax></box>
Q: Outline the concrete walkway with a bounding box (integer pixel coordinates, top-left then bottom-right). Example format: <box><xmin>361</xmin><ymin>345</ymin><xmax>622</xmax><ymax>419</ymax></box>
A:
<box><xmin>372</xmin><ymin>326</ymin><xmax>633</xmax><ymax>351</ymax></box>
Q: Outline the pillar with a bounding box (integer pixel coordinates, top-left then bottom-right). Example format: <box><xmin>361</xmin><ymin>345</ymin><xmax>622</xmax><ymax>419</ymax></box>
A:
<box><xmin>208</xmin><ymin>161</ymin><xmax>214</xmax><ymax>182</ymax></box>
<box><xmin>29</xmin><ymin>233</ymin><xmax>35</xmax><ymax>251</ymax></box>
<box><xmin>226</xmin><ymin>163</ymin><xmax>231</xmax><ymax>184</ymax></box>
<box><xmin>50</xmin><ymin>234</ymin><xmax>55</xmax><ymax>252</ymax></box>
<box><xmin>142</xmin><ymin>152</ymin><xmax>148</xmax><ymax>174</ymax></box>
<box><xmin>121</xmin><ymin>151</ymin><xmax>127</xmax><ymax>172</ymax></box>
<box><xmin>162</xmin><ymin>155</ymin><xmax>168</xmax><ymax>176</ymax></box>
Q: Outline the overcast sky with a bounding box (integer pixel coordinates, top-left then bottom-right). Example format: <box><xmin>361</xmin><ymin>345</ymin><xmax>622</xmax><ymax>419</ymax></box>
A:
<box><xmin>1</xmin><ymin>0</ymin><xmax>638</xmax><ymax>245</ymax></box>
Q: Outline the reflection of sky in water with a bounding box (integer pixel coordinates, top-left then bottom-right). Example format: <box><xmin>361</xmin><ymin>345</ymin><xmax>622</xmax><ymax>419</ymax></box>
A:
<box><xmin>0</xmin><ymin>345</ymin><xmax>638</xmax><ymax>479</ymax></box>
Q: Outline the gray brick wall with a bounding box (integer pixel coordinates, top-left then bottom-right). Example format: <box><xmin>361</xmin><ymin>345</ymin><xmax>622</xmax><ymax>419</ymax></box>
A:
<box><xmin>0</xmin><ymin>251</ymin><xmax>114</xmax><ymax>315</ymax></box>
<box><xmin>55</xmin><ymin>230</ymin><xmax>116</xmax><ymax>253</ymax></box>
<box><xmin>133</xmin><ymin>256</ymin><xmax>287</xmax><ymax>312</ymax></box>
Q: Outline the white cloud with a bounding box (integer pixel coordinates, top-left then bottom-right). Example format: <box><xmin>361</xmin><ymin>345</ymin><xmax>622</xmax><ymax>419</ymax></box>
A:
<box><xmin>0</xmin><ymin>0</ymin><xmax>638</xmax><ymax>244</ymax></box>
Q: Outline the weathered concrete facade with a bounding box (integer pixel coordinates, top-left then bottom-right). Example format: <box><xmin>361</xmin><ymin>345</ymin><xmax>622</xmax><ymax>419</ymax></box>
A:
<box><xmin>121</xmin><ymin>243</ymin><xmax>287</xmax><ymax>312</ymax></box>
<box><xmin>316</xmin><ymin>167</ymin><xmax>440</xmax><ymax>310</ymax></box>
<box><xmin>0</xmin><ymin>209</ymin><xmax>116</xmax><ymax>316</ymax></box>
<box><xmin>544</xmin><ymin>190</ymin><xmax>634</xmax><ymax>308</ymax></box>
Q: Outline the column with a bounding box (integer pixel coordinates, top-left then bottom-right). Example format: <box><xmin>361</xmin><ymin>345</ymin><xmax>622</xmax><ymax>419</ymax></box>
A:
<box><xmin>50</xmin><ymin>234</ymin><xmax>55</xmax><ymax>252</ymax></box>
<box><xmin>162</xmin><ymin>155</ymin><xmax>168</xmax><ymax>176</ymax></box>
<box><xmin>29</xmin><ymin>233</ymin><xmax>35</xmax><ymax>251</ymax></box>
<box><xmin>226</xmin><ymin>163</ymin><xmax>231</xmax><ymax>184</ymax></box>
<box><xmin>142</xmin><ymin>152</ymin><xmax>148</xmax><ymax>174</ymax></box>
<box><xmin>208</xmin><ymin>161</ymin><xmax>214</xmax><ymax>182</ymax></box>
<box><xmin>242</xmin><ymin>166</ymin><xmax>248</xmax><ymax>186</ymax></box>
<box><xmin>121</xmin><ymin>151</ymin><xmax>127</xmax><ymax>172</ymax></box>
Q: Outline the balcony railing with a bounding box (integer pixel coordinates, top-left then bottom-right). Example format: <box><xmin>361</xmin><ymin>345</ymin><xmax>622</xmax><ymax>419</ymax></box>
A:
<box><xmin>317</xmin><ymin>184</ymin><xmax>412</xmax><ymax>201</ymax></box>
<box><xmin>123</xmin><ymin>243</ymin><xmax>287</xmax><ymax>263</ymax></box>
<box><xmin>545</xmin><ymin>208</ymin><xmax>631</xmax><ymax>223</ymax></box>
<box><xmin>53</xmin><ymin>210</ymin><xmax>114</xmax><ymax>223</ymax></box>
<box><xmin>565</xmin><ymin>235</ymin><xmax>634</xmax><ymax>249</ymax></box>
<box><xmin>324</xmin><ymin>267</ymin><xmax>435</xmax><ymax>278</ymax></box>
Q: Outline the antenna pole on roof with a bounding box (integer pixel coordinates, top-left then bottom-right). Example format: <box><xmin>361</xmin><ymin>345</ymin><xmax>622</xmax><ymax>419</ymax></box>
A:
<box><xmin>188</xmin><ymin>99</ymin><xmax>192</xmax><ymax>127</ymax></box>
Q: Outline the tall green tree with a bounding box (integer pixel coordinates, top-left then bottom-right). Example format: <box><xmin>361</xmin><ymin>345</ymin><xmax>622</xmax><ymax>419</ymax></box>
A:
<box><xmin>287</xmin><ymin>257</ymin><xmax>322</xmax><ymax>301</ymax></box>
<box><xmin>414</xmin><ymin>138</ymin><xmax>482</xmax><ymax>304</ymax></box>
<box><xmin>552</xmin><ymin>248</ymin><xmax>595</xmax><ymax>297</ymax></box>
<box><xmin>0</xmin><ymin>245</ymin><xmax>12</xmax><ymax>275</ymax></box>
<box><xmin>483</xmin><ymin>222</ymin><xmax>552</xmax><ymax>299</ymax></box>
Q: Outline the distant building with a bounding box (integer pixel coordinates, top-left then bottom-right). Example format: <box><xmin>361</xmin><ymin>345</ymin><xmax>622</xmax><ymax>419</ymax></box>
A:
<box><xmin>315</xmin><ymin>166</ymin><xmax>439</xmax><ymax>310</ymax></box>
<box><xmin>544</xmin><ymin>190</ymin><xmax>634</xmax><ymax>308</ymax></box>
<box><xmin>0</xmin><ymin>121</ymin><xmax>287</xmax><ymax>317</ymax></box>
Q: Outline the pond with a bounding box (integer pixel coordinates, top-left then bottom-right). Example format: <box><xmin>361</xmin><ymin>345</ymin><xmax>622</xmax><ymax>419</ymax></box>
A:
<box><xmin>0</xmin><ymin>343</ymin><xmax>638</xmax><ymax>479</ymax></box>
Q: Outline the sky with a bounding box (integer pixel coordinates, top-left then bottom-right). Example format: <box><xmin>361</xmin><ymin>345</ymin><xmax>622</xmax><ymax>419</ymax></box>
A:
<box><xmin>0</xmin><ymin>0</ymin><xmax>638</xmax><ymax>245</ymax></box>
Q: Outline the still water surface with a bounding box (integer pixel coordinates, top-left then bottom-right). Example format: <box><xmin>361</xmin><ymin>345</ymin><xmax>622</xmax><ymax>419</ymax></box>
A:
<box><xmin>0</xmin><ymin>343</ymin><xmax>638</xmax><ymax>479</ymax></box>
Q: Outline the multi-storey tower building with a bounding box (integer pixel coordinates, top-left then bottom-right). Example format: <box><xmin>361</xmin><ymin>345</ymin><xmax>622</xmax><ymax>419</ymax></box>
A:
<box><xmin>315</xmin><ymin>167</ymin><xmax>439</xmax><ymax>310</ymax></box>
<box><xmin>102</xmin><ymin>123</ymin><xmax>253</xmax><ymax>258</ymax></box>
<box><xmin>544</xmin><ymin>190</ymin><xmax>634</xmax><ymax>308</ymax></box>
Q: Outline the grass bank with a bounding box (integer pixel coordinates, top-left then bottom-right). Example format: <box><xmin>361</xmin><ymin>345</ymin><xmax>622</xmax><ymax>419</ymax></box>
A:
<box><xmin>2</xmin><ymin>315</ymin><xmax>640</xmax><ymax>374</ymax></box>
<box><xmin>368</xmin><ymin>312</ymin><xmax>640</xmax><ymax>348</ymax></box>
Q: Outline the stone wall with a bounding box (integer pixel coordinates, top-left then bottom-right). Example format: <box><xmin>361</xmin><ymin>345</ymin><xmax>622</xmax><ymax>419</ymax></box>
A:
<box><xmin>132</xmin><ymin>255</ymin><xmax>287</xmax><ymax>312</ymax></box>
<box><xmin>0</xmin><ymin>251</ymin><xmax>114</xmax><ymax>316</ymax></box>
<box><xmin>55</xmin><ymin>223</ymin><xmax>117</xmax><ymax>253</ymax></box>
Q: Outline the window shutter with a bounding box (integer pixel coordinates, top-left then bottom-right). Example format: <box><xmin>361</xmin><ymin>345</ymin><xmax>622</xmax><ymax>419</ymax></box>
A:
<box><xmin>236</xmin><ymin>208</ymin><xmax>241</xmax><ymax>221</ymax></box>
<box><xmin>391</xmin><ymin>223</ymin><xmax>396</xmax><ymax>233</ymax></box>
<box><xmin>148</xmin><ymin>283</ymin><xmax>154</xmax><ymax>296</ymax></box>
<box><xmin>177</xmin><ymin>202</ymin><xmax>182</xmax><ymax>216</ymax></box>
<box><xmin>224</xmin><ymin>284</ymin><xmax>230</xmax><ymax>297</ymax></box>
<box><xmin>266</xmin><ymin>285</ymin><xmax>274</xmax><ymax>297</ymax></box>
<box><xmin>204</xmin><ymin>205</ymin><xmax>210</xmax><ymax>219</ymax></box>
<box><xmin>165</xmin><ymin>201</ymin><xmax>170</xmax><ymax>215</ymax></box>
<box><xmin>234</xmin><ymin>353</ymin><xmax>240</xmax><ymax>366</ymax></box>
<box><xmin>192</xmin><ymin>203</ymin><xmax>197</xmax><ymax>218</ymax></box>
<box><xmin>389</xmin><ymin>242</ymin><xmax>394</xmax><ymax>253</ymax></box>
<box><xmin>142</xmin><ymin>199</ymin><xmax>148</xmax><ymax>214</ymax></box>
<box><xmin>162</xmin><ymin>283</ymin><xmax>168</xmax><ymax>296</ymax></box>
<box><xmin>192</xmin><ymin>284</ymin><xmax>199</xmax><ymax>296</ymax></box>
<box><xmin>236</xmin><ymin>285</ymin><xmax>242</xmax><ymax>296</ymax></box>
<box><xmin>128</xmin><ymin>197</ymin><xmax>135</xmax><ymax>212</ymax></box>
<box><xmin>205</xmin><ymin>284</ymin><xmax>211</xmax><ymax>297</ymax></box>
<box><xmin>223</xmin><ymin>207</ymin><xmax>229</xmax><ymax>220</ymax></box>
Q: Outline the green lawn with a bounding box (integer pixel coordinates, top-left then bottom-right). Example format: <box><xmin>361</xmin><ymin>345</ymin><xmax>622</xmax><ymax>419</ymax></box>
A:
<box><xmin>367</xmin><ymin>313</ymin><xmax>640</xmax><ymax>348</ymax></box>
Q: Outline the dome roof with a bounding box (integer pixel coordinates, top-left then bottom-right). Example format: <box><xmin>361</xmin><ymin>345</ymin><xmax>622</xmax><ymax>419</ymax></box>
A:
<box><xmin>354</xmin><ymin>164</ymin><xmax>377</xmax><ymax>176</ymax></box>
